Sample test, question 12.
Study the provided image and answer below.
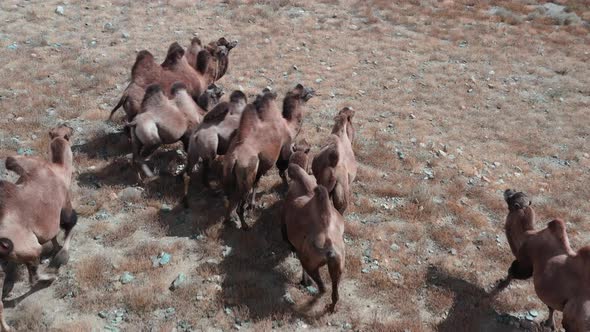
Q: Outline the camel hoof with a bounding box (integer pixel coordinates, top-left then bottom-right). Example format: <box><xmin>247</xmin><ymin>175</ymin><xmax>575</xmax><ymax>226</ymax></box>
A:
<box><xmin>49</xmin><ymin>249</ymin><xmax>70</xmax><ymax>268</ymax></box>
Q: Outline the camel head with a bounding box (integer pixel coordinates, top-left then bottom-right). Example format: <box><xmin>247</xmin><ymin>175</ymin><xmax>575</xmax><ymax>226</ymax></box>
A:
<box><xmin>282</xmin><ymin>83</ymin><xmax>315</xmax><ymax>133</ymax></box>
<box><xmin>504</xmin><ymin>189</ymin><xmax>531</xmax><ymax>212</ymax></box>
<box><xmin>229</xmin><ymin>90</ymin><xmax>248</xmax><ymax>113</ymax></box>
<box><xmin>195</xmin><ymin>83</ymin><xmax>225</xmax><ymax>111</ymax></box>
<box><xmin>289</xmin><ymin>139</ymin><xmax>312</xmax><ymax>170</ymax></box>
<box><xmin>49</xmin><ymin>124</ymin><xmax>74</xmax><ymax>142</ymax></box>
<box><xmin>253</xmin><ymin>88</ymin><xmax>278</xmax><ymax>111</ymax></box>
<box><xmin>197</xmin><ymin>37</ymin><xmax>238</xmax><ymax>83</ymax></box>
<box><xmin>332</xmin><ymin>107</ymin><xmax>355</xmax><ymax>142</ymax></box>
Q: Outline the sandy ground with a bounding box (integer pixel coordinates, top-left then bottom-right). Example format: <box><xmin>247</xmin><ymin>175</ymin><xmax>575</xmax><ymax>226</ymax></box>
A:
<box><xmin>0</xmin><ymin>0</ymin><xmax>589</xmax><ymax>331</ymax></box>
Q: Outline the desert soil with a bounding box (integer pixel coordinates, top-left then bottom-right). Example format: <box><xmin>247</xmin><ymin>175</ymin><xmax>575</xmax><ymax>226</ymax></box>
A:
<box><xmin>0</xmin><ymin>0</ymin><xmax>589</xmax><ymax>331</ymax></box>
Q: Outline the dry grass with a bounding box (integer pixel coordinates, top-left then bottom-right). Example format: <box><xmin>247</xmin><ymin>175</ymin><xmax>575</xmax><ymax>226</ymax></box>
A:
<box><xmin>0</xmin><ymin>0</ymin><xmax>588</xmax><ymax>330</ymax></box>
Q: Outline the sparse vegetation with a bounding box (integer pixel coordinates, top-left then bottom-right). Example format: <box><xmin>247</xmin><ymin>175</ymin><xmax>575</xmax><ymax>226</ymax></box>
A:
<box><xmin>0</xmin><ymin>0</ymin><xmax>588</xmax><ymax>330</ymax></box>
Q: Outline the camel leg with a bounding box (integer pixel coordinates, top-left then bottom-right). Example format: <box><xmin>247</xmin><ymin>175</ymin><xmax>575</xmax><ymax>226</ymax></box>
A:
<box><xmin>542</xmin><ymin>306</ymin><xmax>555</xmax><ymax>330</ymax></box>
<box><xmin>327</xmin><ymin>256</ymin><xmax>342</xmax><ymax>313</ymax></box>
<box><xmin>489</xmin><ymin>274</ymin><xmax>512</xmax><ymax>296</ymax></box>
<box><xmin>307</xmin><ymin>268</ymin><xmax>326</xmax><ymax>294</ymax></box>
<box><xmin>300</xmin><ymin>267</ymin><xmax>312</xmax><ymax>287</ymax></box>
<box><xmin>201</xmin><ymin>159</ymin><xmax>211</xmax><ymax>189</ymax></box>
<box><xmin>49</xmin><ymin>208</ymin><xmax>77</xmax><ymax>270</ymax></box>
<box><xmin>1</xmin><ymin>262</ymin><xmax>17</xmax><ymax>300</ymax></box>
<box><xmin>0</xmin><ymin>268</ymin><xmax>12</xmax><ymax>332</ymax></box>
<box><xmin>224</xmin><ymin>195</ymin><xmax>240</xmax><ymax>228</ymax></box>
<box><xmin>236</xmin><ymin>198</ymin><xmax>249</xmax><ymax>231</ymax></box>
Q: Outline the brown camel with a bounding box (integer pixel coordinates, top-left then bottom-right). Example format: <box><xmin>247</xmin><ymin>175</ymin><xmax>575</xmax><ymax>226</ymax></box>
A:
<box><xmin>222</xmin><ymin>85</ymin><xmax>314</xmax><ymax>229</ymax></box>
<box><xmin>0</xmin><ymin>125</ymin><xmax>77</xmax><ymax>332</ymax></box>
<box><xmin>109</xmin><ymin>37</ymin><xmax>236</xmax><ymax>122</ymax></box>
<box><xmin>496</xmin><ymin>190</ymin><xmax>590</xmax><ymax>331</ymax></box>
<box><xmin>185</xmin><ymin>90</ymin><xmax>248</xmax><ymax>191</ymax></box>
<box><xmin>128</xmin><ymin>83</ymin><xmax>221</xmax><ymax>179</ymax></box>
<box><xmin>312</xmin><ymin>107</ymin><xmax>357</xmax><ymax>214</ymax></box>
<box><xmin>282</xmin><ymin>156</ymin><xmax>345</xmax><ymax>313</ymax></box>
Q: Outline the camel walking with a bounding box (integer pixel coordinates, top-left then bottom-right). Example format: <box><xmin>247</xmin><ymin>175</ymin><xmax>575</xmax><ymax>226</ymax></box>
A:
<box><xmin>222</xmin><ymin>85</ymin><xmax>313</xmax><ymax>229</ymax></box>
<box><xmin>282</xmin><ymin>150</ymin><xmax>345</xmax><ymax>312</ymax></box>
<box><xmin>109</xmin><ymin>37</ymin><xmax>236</xmax><ymax>122</ymax></box>
<box><xmin>128</xmin><ymin>83</ymin><xmax>221</xmax><ymax>180</ymax></box>
<box><xmin>0</xmin><ymin>125</ymin><xmax>77</xmax><ymax>332</ymax></box>
<box><xmin>312</xmin><ymin>107</ymin><xmax>357</xmax><ymax>214</ymax></box>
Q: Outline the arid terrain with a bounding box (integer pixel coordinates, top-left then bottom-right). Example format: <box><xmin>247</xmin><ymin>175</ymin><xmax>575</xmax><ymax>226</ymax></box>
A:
<box><xmin>1</xmin><ymin>0</ymin><xmax>589</xmax><ymax>331</ymax></box>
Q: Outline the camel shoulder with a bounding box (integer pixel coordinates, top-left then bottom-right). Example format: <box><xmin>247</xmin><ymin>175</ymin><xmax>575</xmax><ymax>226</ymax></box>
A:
<box><xmin>0</xmin><ymin>180</ymin><xmax>17</xmax><ymax>218</ymax></box>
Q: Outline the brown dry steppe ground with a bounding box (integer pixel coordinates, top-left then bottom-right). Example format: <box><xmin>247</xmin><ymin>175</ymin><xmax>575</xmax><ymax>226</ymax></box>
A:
<box><xmin>1</xmin><ymin>0</ymin><xmax>589</xmax><ymax>331</ymax></box>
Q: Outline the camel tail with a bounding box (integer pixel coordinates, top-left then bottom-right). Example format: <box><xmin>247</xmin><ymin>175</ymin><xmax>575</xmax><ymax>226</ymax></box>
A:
<box><xmin>109</xmin><ymin>93</ymin><xmax>127</xmax><ymax>120</ymax></box>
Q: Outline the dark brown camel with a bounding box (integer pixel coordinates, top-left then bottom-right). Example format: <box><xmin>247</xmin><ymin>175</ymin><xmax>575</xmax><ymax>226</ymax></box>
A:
<box><xmin>282</xmin><ymin>152</ymin><xmax>345</xmax><ymax>313</ymax></box>
<box><xmin>109</xmin><ymin>37</ymin><xmax>236</xmax><ymax>122</ymax></box>
<box><xmin>222</xmin><ymin>84</ymin><xmax>314</xmax><ymax>229</ymax></box>
<box><xmin>495</xmin><ymin>190</ymin><xmax>590</xmax><ymax>331</ymax></box>
<box><xmin>128</xmin><ymin>83</ymin><xmax>221</xmax><ymax>180</ymax></box>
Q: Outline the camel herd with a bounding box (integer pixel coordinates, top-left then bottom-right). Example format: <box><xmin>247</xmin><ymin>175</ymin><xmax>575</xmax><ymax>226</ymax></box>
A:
<box><xmin>0</xmin><ymin>35</ymin><xmax>588</xmax><ymax>331</ymax></box>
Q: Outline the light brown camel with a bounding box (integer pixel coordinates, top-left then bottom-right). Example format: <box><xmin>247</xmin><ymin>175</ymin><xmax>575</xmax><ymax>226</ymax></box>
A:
<box><xmin>222</xmin><ymin>84</ymin><xmax>314</xmax><ymax>230</ymax></box>
<box><xmin>281</xmin><ymin>156</ymin><xmax>345</xmax><ymax>313</ymax></box>
<box><xmin>312</xmin><ymin>107</ymin><xmax>357</xmax><ymax>214</ymax></box>
<box><xmin>0</xmin><ymin>125</ymin><xmax>77</xmax><ymax>332</ymax></box>
<box><xmin>185</xmin><ymin>90</ymin><xmax>248</xmax><ymax>191</ymax></box>
<box><xmin>495</xmin><ymin>190</ymin><xmax>590</xmax><ymax>331</ymax></box>
<box><xmin>128</xmin><ymin>83</ymin><xmax>221</xmax><ymax>180</ymax></box>
<box><xmin>109</xmin><ymin>37</ymin><xmax>236</xmax><ymax>122</ymax></box>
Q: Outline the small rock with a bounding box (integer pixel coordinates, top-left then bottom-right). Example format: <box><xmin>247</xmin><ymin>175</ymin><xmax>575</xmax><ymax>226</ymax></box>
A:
<box><xmin>120</xmin><ymin>272</ymin><xmax>134</xmax><ymax>284</ymax></box>
<box><xmin>292</xmin><ymin>65</ymin><xmax>298</xmax><ymax>71</ymax></box>
<box><xmin>160</xmin><ymin>204</ymin><xmax>172</xmax><ymax>213</ymax></box>
<box><xmin>170</xmin><ymin>273</ymin><xmax>187</xmax><ymax>291</ymax></box>
<box><xmin>55</xmin><ymin>5</ymin><xmax>65</xmax><ymax>15</ymax></box>
<box><xmin>397</xmin><ymin>151</ymin><xmax>405</xmax><ymax>160</ymax></box>
<box><xmin>122</xmin><ymin>32</ymin><xmax>130</xmax><ymax>39</ymax></box>
<box><xmin>152</xmin><ymin>252</ymin><xmax>172</xmax><ymax>267</ymax></box>
<box><xmin>222</xmin><ymin>246</ymin><xmax>233</xmax><ymax>257</ymax></box>
<box><xmin>98</xmin><ymin>310</ymin><xmax>108</xmax><ymax>319</ymax></box>
<box><xmin>361</xmin><ymin>268</ymin><xmax>370</xmax><ymax>274</ymax></box>
<box><xmin>528</xmin><ymin>309</ymin><xmax>538</xmax><ymax>317</ymax></box>
<box><xmin>306</xmin><ymin>286</ymin><xmax>319</xmax><ymax>295</ymax></box>
<box><xmin>315</xmin><ymin>78</ymin><xmax>323</xmax><ymax>83</ymax></box>
<box><xmin>164</xmin><ymin>307</ymin><xmax>176</xmax><ymax>319</ymax></box>
<box><xmin>7</xmin><ymin>42</ymin><xmax>18</xmax><ymax>50</ymax></box>
<box><xmin>449</xmin><ymin>248</ymin><xmax>457</xmax><ymax>256</ymax></box>
<box><xmin>118</xmin><ymin>187</ymin><xmax>143</xmax><ymax>202</ymax></box>
<box><xmin>283</xmin><ymin>292</ymin><xmax>295</xmax><ymax>305</ymax></box>
<box><xmin>390</xmin><ymin>243</ymin><xmax>400</xmax><ymax>251</ymax></box>
<box><xmin>103</xmin><ymin>22</ymin><xmax>115</xmax><ymax>33</ymax></box>
<box><xmin>409</xmin><ymin>113</ymin><xmax>416</xmax><ymax>119</ymax></box>
<box><xmin>525</xmin><ymin>314</ymin><xmax>534</xmax><ymax>321</ymax></box>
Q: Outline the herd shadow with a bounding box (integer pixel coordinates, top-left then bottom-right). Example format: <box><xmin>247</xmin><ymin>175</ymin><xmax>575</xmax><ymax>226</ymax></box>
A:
<box><xmin>73</xmin><ymin>130</ymin><xmax>130</xmax><ymax>160</ymax></box>
<box><xmin>217</xmin><ymin>200</ymin><xmax>294</xmax><ymax>321</ymax></box>
<box><xmin>426</xmin><ymin>265</ymin><xmax>546</xmax><ymax>332</ymax></box>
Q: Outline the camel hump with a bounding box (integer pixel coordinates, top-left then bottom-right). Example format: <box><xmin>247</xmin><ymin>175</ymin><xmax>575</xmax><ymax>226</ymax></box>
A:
<box><xmin>5</xmin><ymin>156</ymin><xmax>24</xmax><ymax>176</ymax></box>
<box><xmin>141</xmin><ymin>84</ymin><xmax>165</xmax><ymax>109</ymax></box>
<box><xmin>237</xmin><ymin>104</ymin><xmax>259</xmax><ymax>139</ymax></box>
<box><xmin>196</xmin><ymin>50</ymin><xmax>211</xmax><ymax>74</ymax></box>
<box><xmin>314</xmin><ymin>185</ymin><xmax>332</xmax><ymax>220</ymax></box>
<box><xmin>131</xmin><ymin>50</ymin><xmax>158</xmax><ymax>81</ymax></box>
<box><xmin>229</xmin><ymin>90</ymin><xmax>247</xmax><ymax>104</ymax></box>
<box><xmin>202</xmin><ymin>102</ymin><xmax>231</xmax><ymax>124</ymax></box>
<box><xmin>548</xmin><ymin>219</ymin><xmax>571</xmax><ymax>249</ymax></box>
<box><xmin>162</xmin><ymin>42</ymin><xmax>185</xmax><ymax>69</ymax></box>
<box><xmin>170</xmin><ymin>82</ymin><xmax>188</xmax><ymax>95</ymax></box>
<box><xmin>0</xmin><ymin>180</ymin><xmax>17</xmax><ymax>218</ymax></box>
<box><xmin>327</xmin><ymin>147</ymin><xmax>340</xmax><ymax>167</ymax></box>
<box><xmin>190</xmin><ymin>37</ymin><xmax>202</xmax><ymax>47</ymax></box>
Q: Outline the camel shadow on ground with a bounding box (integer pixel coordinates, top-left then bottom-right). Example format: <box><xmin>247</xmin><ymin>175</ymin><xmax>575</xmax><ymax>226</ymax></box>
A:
<box><xmin>426</xmin><ymin>265</ymin><xmax>549</xmax><ymax>332</ymax></box>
